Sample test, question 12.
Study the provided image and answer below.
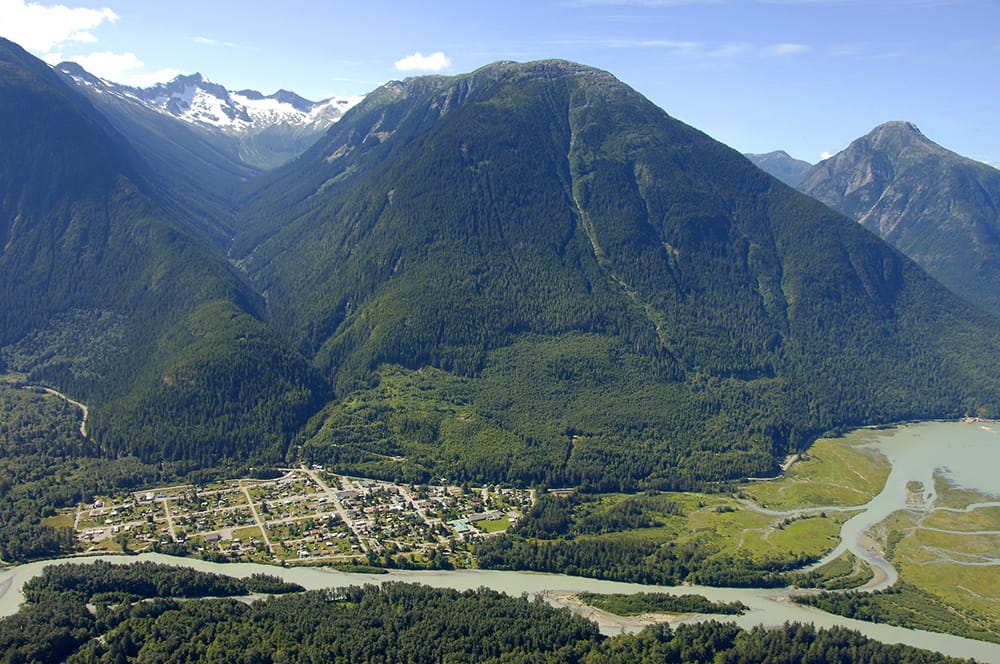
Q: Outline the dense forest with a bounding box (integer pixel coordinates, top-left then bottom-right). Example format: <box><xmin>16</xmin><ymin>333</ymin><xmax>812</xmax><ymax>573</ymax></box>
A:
<box><xmin>0</xmin><ymin>39</ymin><xmax>327</xmax><ymax>472</ymax></box>
<box><xmin>0</xmin><ymin>565</ymin><xmax>971</xmax><ymax>663</ymax></box>
<box><xmin>794</xmin><ymin>583</ymin><xmax>1000</xmax><ymax>645</ymax></box>
<box><xmin>22</xmin><ymin>560</ymin><xmax>303</xmax><ymax>603</ymax></box>
<box><xmin>0</xmin><ymin>383</ymin><xmax>237</xmax><ymax>563</ymax></box>
<box><xmin>577</xmin><ymin>592</ymin><xmax>747</xmax><ymax>617</ymax></box>
<box><xmin>245</xmin><ymin>60</ymin><xmax>1000</xmax><ymax>490</ymax></box>
<box><xmin>1</xmin><ymin>42</ymin><xmax>999</xmax><ymax>662</ymax></box>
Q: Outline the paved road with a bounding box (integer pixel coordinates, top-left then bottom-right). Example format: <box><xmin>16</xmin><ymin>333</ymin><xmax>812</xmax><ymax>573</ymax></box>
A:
<box><xmin>302</xmin><ymin>466</ymin><xmax>370</xmax><ymax>553</ymax></box>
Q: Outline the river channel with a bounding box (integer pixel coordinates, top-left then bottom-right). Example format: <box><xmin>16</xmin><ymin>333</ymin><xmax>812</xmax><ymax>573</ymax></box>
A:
<box><xmin>1</xmin><ymin>421</ymin><xmax>998</xmax><ymax>661</ymax></box>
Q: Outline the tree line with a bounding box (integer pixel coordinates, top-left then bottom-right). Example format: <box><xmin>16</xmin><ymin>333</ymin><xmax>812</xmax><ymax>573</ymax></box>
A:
<box><xmin>0</xmin><ymin>568</ymin><xmax>971</xmax><ymax>663</ymax></box>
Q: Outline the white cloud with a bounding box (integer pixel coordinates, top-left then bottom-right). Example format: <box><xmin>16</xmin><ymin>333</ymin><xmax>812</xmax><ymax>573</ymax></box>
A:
<box><xmin>192</xmin><ymin>36</ymin><xmax>239</xmax><ymax>48</ymax></box>
<box><xmin>549</xmin><ymin>36</ymin><xmax>809</xmax><ymax>60</ymax></box>
<box><xmin>820</xmin><ymin>151</ymin><xmax>834</xmax><ymax>160</ymax></box>
<box><xmin>770</xmin><ymin>42</ymin><xmax>810</xmax><ymax>56</ymax></box>
<box><xmin>394</xmin><ymin>51</ymin><xmax>451</xmax><ymax>72</ymax></box>
<box><xmin>71</xmin><ymin>50</ymin><xmax>180</xmax><ymax>87</ymax></box>
<box><xmin>0</xmin><ymin>0</ymin><xmax>118</xmax><ymax>54</ymax></box>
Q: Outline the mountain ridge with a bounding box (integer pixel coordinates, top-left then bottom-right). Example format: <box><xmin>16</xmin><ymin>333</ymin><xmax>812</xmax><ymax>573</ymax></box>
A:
<box><xmin>4</xmin><ymin>41</ymin><xmax>1000</xmax><ymax>487</ymax></box>
<box><xmin>744</xmin><ymin>150</ymin><xmax>812</xmax><ymax>187</ymax></box>
<box><xmin>56</xmin><ymin>61</ymin><xmax>362</xmax><ymax>170</ymax></box>
<box><xmin>799</xmin><ymin>120</ymin><xmax>1000</xmax><ymax>315</ymax></box>
<box><xmin>0</xmin><ymin>37</ymin><xmax>328</xmax><ymax>466</ymax></box>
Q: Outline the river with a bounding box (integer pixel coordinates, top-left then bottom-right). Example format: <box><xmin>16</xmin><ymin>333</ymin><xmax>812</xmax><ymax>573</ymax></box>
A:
<box><xmin>1</xmin><ymin>421</ymin><xmax>998</xmax><ymax>661</ymax></box>
<box><xmin>810</xmin><ymin>420</ymin><xmax>1000</xmax><ymax>592</ymax></box>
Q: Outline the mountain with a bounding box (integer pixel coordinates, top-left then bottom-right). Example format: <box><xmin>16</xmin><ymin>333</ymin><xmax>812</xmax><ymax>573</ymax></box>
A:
<box><xmin>235</xmin><ymin>60</ymin><xmax>1000</xmax><ymax>489</ymax></box>
<box><xmin>6</xmin><ymin>40</ymin><xmax>1000</xmax><ymax>489</ymax></box>
<box><xmin>53</xmin><ymin>62</ymin><xmax>256</xmax><ymax>248</ymax></box>
<box><xmin>57</xmin><ymin>63</ymin><xmax>362</xmax><ymax>171</ymax></box>
<box><xmin>745</xmin><ymin>150</ymin><xmax>812</xmax><ymax>187</ymax></box>
<box><xmin>799</xmin><ymin>121</ymin><xmax>1000</xmax><ymax>316</ymax></box>
<box><xmin>0</xmin><ymin>38</ymin><xmax>326</xmax><ymax>465</ymax></box>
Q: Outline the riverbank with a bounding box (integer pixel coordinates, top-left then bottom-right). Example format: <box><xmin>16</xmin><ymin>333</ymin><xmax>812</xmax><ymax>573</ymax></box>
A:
<box><xmin>540</xmin><ymin>590</ymin><xmax>691</xmax><ymax>633</ymax></box>
<box><xmin>2</xmin><ymin>553</ymin><xmax>998</xmax><ymax>661</ymax></box>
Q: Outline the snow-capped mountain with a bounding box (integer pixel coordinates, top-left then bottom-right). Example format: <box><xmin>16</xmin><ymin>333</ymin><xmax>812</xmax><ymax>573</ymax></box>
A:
<box><xmin>139</xmin><ymin>72</ymin><xmax>362</xmax><ymax>135</ymax></box>
<box><xmin>56</xmin><ymin>62</ymin><xmax>363</xmax><ymax>169</ymax></box>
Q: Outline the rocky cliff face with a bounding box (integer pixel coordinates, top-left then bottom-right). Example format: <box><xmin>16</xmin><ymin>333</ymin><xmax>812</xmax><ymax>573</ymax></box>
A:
<box><xmin>800</xmin><ymin>121</ymin><xmax>1000</xmax><ymax>315</ymax></box>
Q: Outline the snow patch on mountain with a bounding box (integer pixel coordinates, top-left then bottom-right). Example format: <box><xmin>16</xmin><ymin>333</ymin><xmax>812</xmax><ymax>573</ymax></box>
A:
<box><xmin>56</xmin><ymin>63</ymin><xmax>363</xmax><ymax>135</ymax></box>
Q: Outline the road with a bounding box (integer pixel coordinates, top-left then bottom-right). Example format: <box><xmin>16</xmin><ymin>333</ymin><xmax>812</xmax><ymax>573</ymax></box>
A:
<box><xmin>302</xmin><ymin>465</ymin><xmax>370</xmax><ymax>553</ymax></box>
<box><xmin>27</xmin><ymin>385</ymin><xmax>88</xmax><ymax>437</ymax></box>
<box><xmin>240</xmin><ymin>481</ymin><xmax>274</xmax><ymax>553</ymax></box>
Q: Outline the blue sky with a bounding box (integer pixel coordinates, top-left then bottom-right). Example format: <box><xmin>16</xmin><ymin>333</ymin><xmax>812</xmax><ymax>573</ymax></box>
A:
<box><xmin>3</xmin><ymin>0</ymin><xmax>998</xmax><ymax>165</ymax></box>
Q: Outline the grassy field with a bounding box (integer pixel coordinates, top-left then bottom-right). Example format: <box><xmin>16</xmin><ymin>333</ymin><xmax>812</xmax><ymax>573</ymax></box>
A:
<box><xmin>869</xmin><ymin>479</ymin><xmax>1000</xmax><ymax>641</ymax></box>
<box><xmin>665</xmin><ymin>433</ymin><xmax>889</xmax><ymax>575</ymax></box>
<box><xmin>477</xmin><ymin>517</ymin><xmax>511</xmax><ymax>533</ymax></box>
<box><xmin>742</xmin><ymin>434</ymin><xmax>890</xmax><ymax>510</ymax></box>
<box><xmin>41</xmin><ymin>512</ymin><xmax>76</xmax><ymax>529</ymax></box>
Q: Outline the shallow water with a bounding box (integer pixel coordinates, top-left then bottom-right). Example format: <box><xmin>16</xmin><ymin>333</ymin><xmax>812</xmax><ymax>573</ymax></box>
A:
<box><xmin>811</xmin><ymin>421</ymin><xmax>1000</xmax><ymax>590</ymax></box>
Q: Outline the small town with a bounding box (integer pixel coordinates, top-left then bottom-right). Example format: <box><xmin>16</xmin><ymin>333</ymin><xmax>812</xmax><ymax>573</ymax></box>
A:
<box><xmin>69</xmin><ymin>467</ymin><xmax>533</xmax><ymax>565</ymax></box>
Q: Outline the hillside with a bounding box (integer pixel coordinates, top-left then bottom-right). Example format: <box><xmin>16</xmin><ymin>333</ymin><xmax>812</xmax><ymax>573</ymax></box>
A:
<box><xmin>0</xmin><ymin>38</ymin><xmax>327</xmax><ymax>466</ymax></box>
<box><xmin>235</xmin><ymin>61</ymin><xmax>1000</xmax><ymax>489</ymax></box>
<box><xmin>3</xmin><ymin>43</ymin><xmax>999</xmax><ymax>489</ymax></box>
<box><xmin>800</xmin><ymin>121</ymin><xmax>1000</xmax><ymax>316</ymax></box>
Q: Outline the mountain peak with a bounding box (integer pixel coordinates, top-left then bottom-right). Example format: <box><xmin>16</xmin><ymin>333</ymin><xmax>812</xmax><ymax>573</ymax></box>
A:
<box><xmin>744</xmin><ymin>150</ymin><xmax>813</xmax><ymax>187</ymax></box>
<box><xmin>174</xmin><ymin>72</ymin><xmax>207</xmax><ymax>84</ymax></box>
<box><xmin>868</xmin><ymin>120</ymin><xmax>926</xmax><ymax>142</ymax></box>
<box><xmin>235</xmin><ymin>59</ymin><xmax>1000</xmax><ymax>486</ymax></box>
<box><xmin>860</xmin><ymin>120</ymin><xmax>947</xmax><ymax>159</ymax></box>
<box><xmin>269</xmin><ymin>89</ymin><xmax>314</xmax><ymax>112</ymax></box>
<box><xmin>799</xmin><ymin>121</ymin><xmax>1000</xmax><ymax>315</ymax></box>
<box><xmin>872</xmin><ymin>120</ymin><xmax>922</xmax><ymax>134</ymax></box>
<box><xmin>54</xmin><ymin>58</ymin><xmax>364</xmax><ymax>169</ymax></box>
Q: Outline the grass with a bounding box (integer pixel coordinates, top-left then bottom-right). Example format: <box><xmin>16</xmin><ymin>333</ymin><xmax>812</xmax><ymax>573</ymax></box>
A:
<box><xmin>41</xmin><ymin>512</ymin><xmax>76</xmax><ymax>529</ymax></box>
<box><xmin>675</xmin><ymin>496</ymin><xmax>853</xmax><ymax>566</ymax></box>
<box><xmin>476</xmin><ymin>517</ymin><xmax>511</xmax><ymax>533</ymax></box>
<box><xmin>232</xmin><ymin>526</ymin><xmax>263</xmax><ymax>541</ymax></box>
<box><xmin>859</xmin><ymin>476</ymin><xmax>1000</xmax><ymax>643</ymax></box>
<box><xmin>794</xmin><ymin>550</ymin><xmax>874</xmax><ymax>590</ymax></box>
<box><xmin>579</xmin><ymin>491</ymin><xmax>851</xmax><ymax>573</ymax></box>
<box><xmin>742</xmin><ymin>434</ymin><xmax>890</xmax><ymax>511</ymax></box>
<box><xmin>922</xmin><ymin>506</ymin><xmax>1000</xmax><ymax>532</ymax></box>
<box><xmin>933</xmin><ymin>475</ymin><xmax>993</xmax><ymax>510</ymax></box>
<box><xmin>526</xmin><ymin>439</ymin><xmax>885</xmax><ymax>577</ymax></box>
<box><xmin>764</xmin><ymin>514</ymin><xmax>846</xmax><ymax>558</ymax></box>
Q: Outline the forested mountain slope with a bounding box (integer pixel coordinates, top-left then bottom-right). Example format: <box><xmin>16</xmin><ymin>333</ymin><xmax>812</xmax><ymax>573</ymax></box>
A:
<box><xmin>53</xmin><ymin>62</ymin><xmax>258</xmax><ymax>250</ymax></box>
<box><xmin>235</xmin><ymin>60</ymin><xmax>1000</xmax><ymax>489</ymax></box>
<box><xmin>800</xmin><ymin>121</ymin><xmax>1000</xmax><ymax>316</ymax></box>
<box><xmin>0</xmin><ymin>38</ymin><xmax>326</xmax><ymax>466</ymax></box>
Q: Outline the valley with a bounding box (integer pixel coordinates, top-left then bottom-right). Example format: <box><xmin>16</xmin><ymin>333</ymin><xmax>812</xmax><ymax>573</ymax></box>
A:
<box><xmin>2</xmin><ymin>35</ymin><xmax>1000</xmax><ymax>660</ymax></box>
<box><xmin>2</xmin><ymin>420</ymin><xmax>999</xmax><ymax>661</ymax></box>
<box><xmin>15</xmin><ymin>385</ymin><xmax>997</xmax><ymax>650</ymax></box>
